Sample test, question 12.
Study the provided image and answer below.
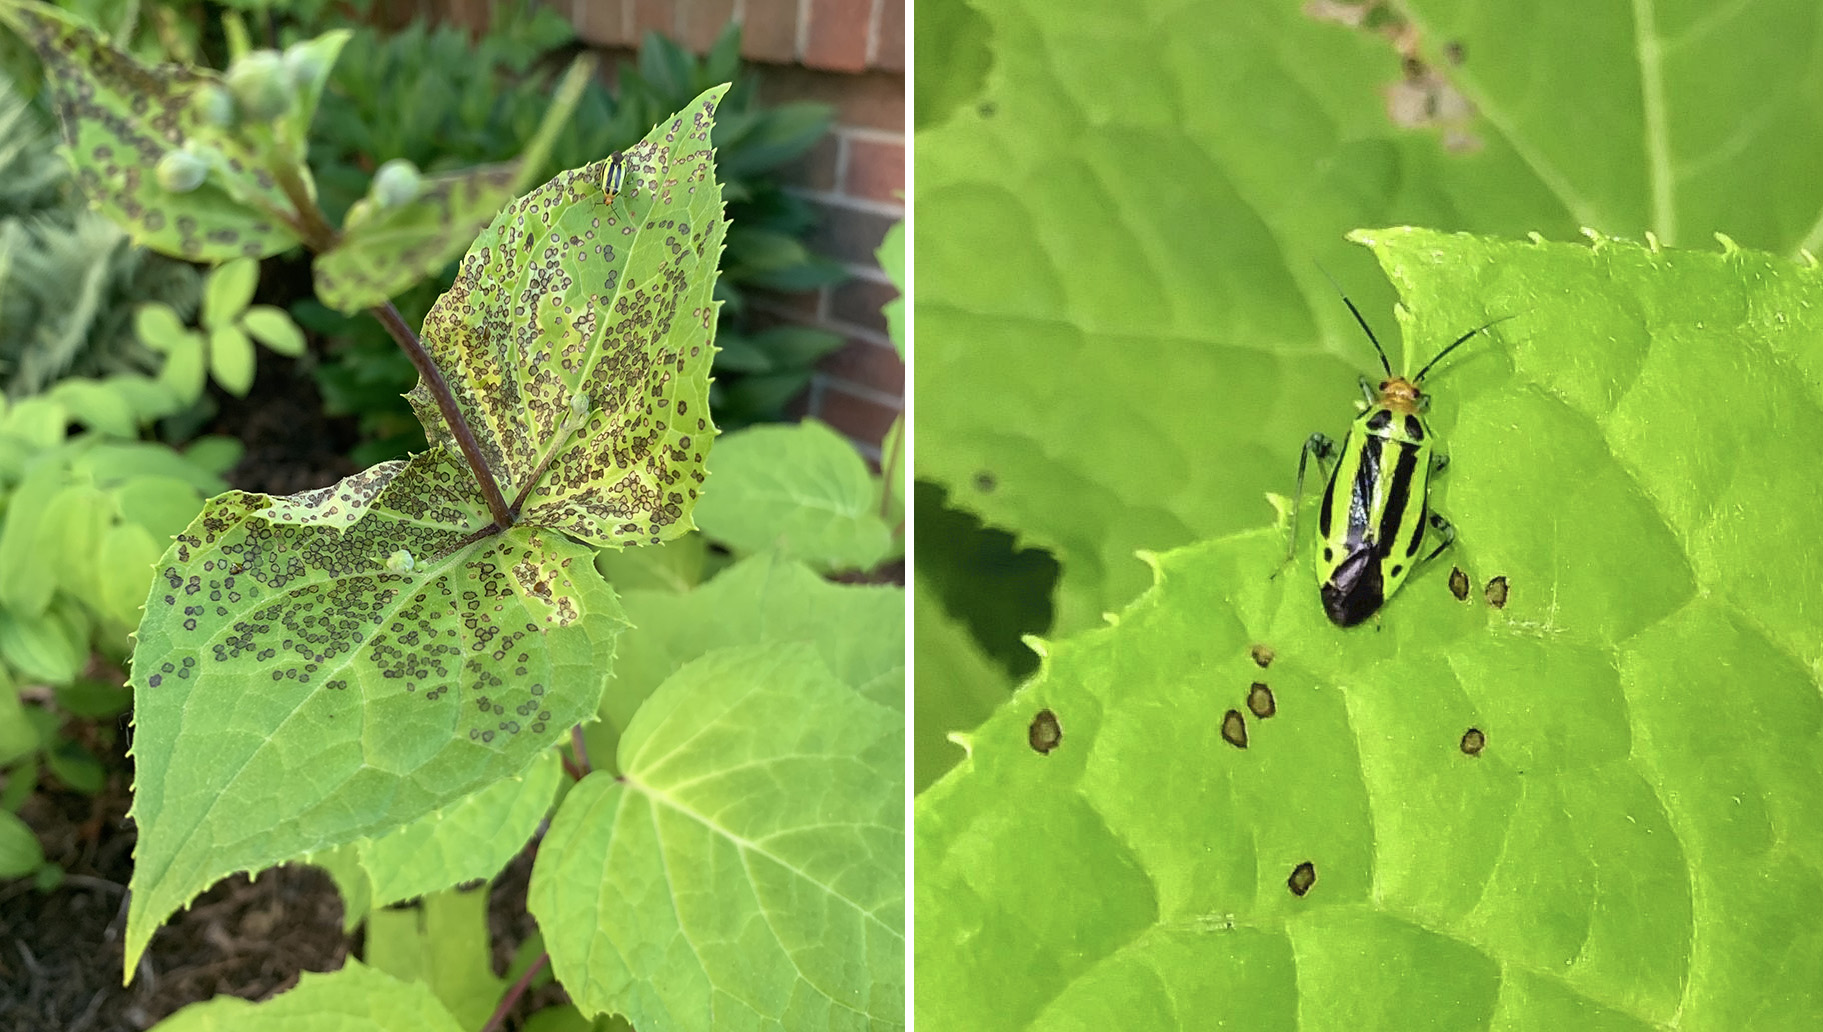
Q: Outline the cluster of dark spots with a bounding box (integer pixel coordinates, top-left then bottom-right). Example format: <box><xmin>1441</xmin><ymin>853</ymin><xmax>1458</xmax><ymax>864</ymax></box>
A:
<box><xmin>1028</xmin><ymin>709</ymin><xmax>1061</xmax><ymax>754</ymax></box>
<box><xmin>1221</xmin><ymin>709</ymin><xmax>1248</xmax><ymax>749</ymax></box>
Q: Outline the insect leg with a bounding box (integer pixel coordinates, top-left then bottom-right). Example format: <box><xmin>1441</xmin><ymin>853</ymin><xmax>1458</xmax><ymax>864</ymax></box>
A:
<box><xmin>1421</xmin><ymin>511</ymin><xmax>1456</xmax><ymax>563</ymax></box>
<box><xmin>1277</xmin><ymin>432</ymin><xmax>1337</xmax><ymax>575</ymax></box>
<box><xmin>1357</xmin><ymin>376</ymin><xmax>1377</xmax><ymax>408</ymax></box>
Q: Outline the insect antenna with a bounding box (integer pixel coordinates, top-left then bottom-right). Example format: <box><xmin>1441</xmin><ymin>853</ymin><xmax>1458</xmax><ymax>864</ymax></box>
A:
<box><xmin>1414</xmin><ymin>313</ymin><xmax>1518</xmax><ymax>383</ymax></box>
<box><xmin>1315</xmin><ymin>263</ymin><xmax>1393</xmax><ymax>377</ymax></box>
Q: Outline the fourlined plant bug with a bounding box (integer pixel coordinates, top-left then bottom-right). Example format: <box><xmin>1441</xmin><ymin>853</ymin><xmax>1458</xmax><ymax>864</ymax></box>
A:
<box><xmin>601</xmin><ymin>151</ymin><xmax>628</xmax><ymax>206</ymax></box>
<box><xmin>1284</xmin><ymin>288</ymin><xmax>1512</xmax><ymax>627</ymax></box>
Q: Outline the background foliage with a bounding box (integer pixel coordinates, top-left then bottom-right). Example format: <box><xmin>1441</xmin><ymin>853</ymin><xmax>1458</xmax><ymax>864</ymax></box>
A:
<box><xmin>915</xmin><ymin>0</ymin><xmax>1823</xmax><ymax>1024</ymax></box>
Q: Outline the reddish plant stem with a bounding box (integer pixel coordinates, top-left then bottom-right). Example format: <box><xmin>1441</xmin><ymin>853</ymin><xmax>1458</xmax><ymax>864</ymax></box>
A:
<box><xmin>570</xmin><ymin>725</ymin><xmax>592</xmax><ymax>775</ymax></box>
<box><xmin>268</xmin><ymin>161</ymin><xmax>513</xmax><ymax>532</ymax></box>
<box><xmin>368</xmin><ymin>301</ymin><xmax>515</xmax><ymax>529</ymax></box>
<box><xmin>479</xmin><ymin>951</ymin><xmax>550</xmax><ymax>1032</ymax></box>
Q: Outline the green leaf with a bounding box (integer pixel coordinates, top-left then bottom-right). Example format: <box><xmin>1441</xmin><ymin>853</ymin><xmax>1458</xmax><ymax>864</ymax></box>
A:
<box><xmin>406</xmin><ymin>87</ymin><xmax>728</xmax><ymax>548</ymax></box>
<box><xmin>693</xmin><ymin>419</ymin><xmax>895</xmax><ymax>571</ymax></box>
<box><xmin>358</xmin><ymin>748</ymin><xmax>563</xmax><ymax>909</ymax></box>
<box><xmin>304</xmin><ymin>843</ymin><xmax>373</xmax><ymax>933</ymax></box>
<box><xmin>97</xmin><ymin>521</ymin><xmax>164</xmax><ymax>627</ymax></box>
<box><xmin>313</xmin><ymin>162</ymin><xmax>521</xmax><ymax>313</ymax></box>
<box><xmin>0</xmin><ymin>808</ymin><xmax>43</xmax><ymax>878</ymax></box>
<box><xmin>33</xmin><ymin>482</ymin><xmax>109</xmax><ymax>605</ymax></box>
<box><xmin>181</xmin><ymin>435</ymin><xmax>246</xmax><ymax>476</ymax></box>
<box><xmin>45</xmin><ymin>735</ymin><xmax>103</xmax><ymax>793</ymax></box>
<box><xmin>159</xmin><ymin>330</ymin><xmax>208</xmax><ymax>402</ymax></box>
<box><xmin>76</xmin><ymin>441</ymin><xmax>227</xmax><ymax>496</ymax></box>
<box><xmin>0</xmin><ymin>456</ymin><xmax>69</xmax><ymax>617</ymax></box>
<box><xmin>241</xmin><ymin>304</ymin><xmax>307</xmax><ymax>356</ymax></box>
<box><xmin>52</xmin><ymin>676</ymin><xmax>134</xmax><ymax>719</ymax></box>
<box><xmin>135</xmin><ymin>302</ymin><xmax>189</xmax><ymax>354</ymax></box>
<box><xmin>878</xmin><ymin>221</ymin><xmax>904</xmax><ymax>358</ymax></box>
<box><xmin>597</xmin><ymin>552</ymin><xmax>903</xmax><ymax>766</ymax></box>
<box><xmin>208</xmin><ymin>324</ymin><xmax>257</xmax><ymax>396</ymax></box>
<box><xmin>0</xmin><ymin>396</ymin><xmax>68</xmax><ymax>449</ymax></box>
<box><xmin>909</xmin><ymin>0</ymin><xmax>1557</xmax><ymax>634</ymax></box>
<box><xmin>149</xmin><ymin>959</ymin><xmax>467</xmax><ymax>1032</ymax></box>
<box><xmin>366</xmin><ymin>887</ymin><xmax>507</xmax><ymax>1030</ymax></box>
<box><xmin>99</xmin><ymin>374</ymin><xmax>184</xmax><ymax>424</ymax></box>
<box><xmin>202</xmin><ymin>257</ymin><xmax>259</xmax><ymax>331</ymax></box>
<box><xmin>114</xmin><ymin>475</ymin><xmax>208</xmax><ymax>541</ymax></box>
<box><xmin>277</xmin><ymin>30</ymin><xmax>354</xmax><ymax>148</ymax></box>
<box><xmin>912</xmin><ymin>582</ymin><xmax>1009</xmax><ymax>792</ymax></box>
<box><xmin>530</xmin><ymin>643</ymin><xmax>903</xmax><ymax>1030</ymax></box>
<box><xmin>0</xmin><ymin>668</ymin><xmax>41</xmax><ymax>766</ymax></box>
<box><xmin>47</xmin><ymin>379</ymin><xmax>137</xmax><ymax>437</ymax></box>
<box><xmin>123</xmin><ymin>449</ymin><xmax>629</xmax><ymax>973</ymax></box>
<box><xmin>593</xmin><ymin>533</ymin><xmax>715</xmax><ymax>594</ymax></box>
<box><xmin>916</xmin><ymin>229</ymin><xmax>1823</xmax><ymax>1028</ymax></box>
<box><xmin>311</xmin><ymin>58</ymin><xmax>596</xmax><ymax>314</ymax></box>
<box><xmin>0</xmin><ymin>3</ymin><xmax>303</xmax><ymax>261</ymax></box>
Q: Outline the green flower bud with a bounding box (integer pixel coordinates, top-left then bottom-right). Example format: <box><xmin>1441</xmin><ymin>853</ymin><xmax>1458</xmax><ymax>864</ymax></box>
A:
<box><xmin>371</xmin><ymin>159</ymin><xmax>423</xmax><ymax>208</ymax></box>
<box><xmin>385</xmin><ymin>549</ymin><xmax>415</xmax><ymax>574</ymax></box>
<box><xmin>225</xmin><ymin>50</ymin><xmax>292</xmax><ymax>122</ymax></box>
<box><xmin>282</xmin><ymin>43</ymin><xmax>325</xmax><ymax>92</ymax></box>
<box><xmin>155</xmin><ymin>148</ymin><xmax>209</xmax><ymax>194</ymax></box>
<box><xmin>569</xmin><ymin>391</ymin><xmax>591</xmax><ymax>419</ymax></box>
<box><xmin>194</xmin><ymin>85</ymin><xmax>236</xmax><ymax>128</ymax></box>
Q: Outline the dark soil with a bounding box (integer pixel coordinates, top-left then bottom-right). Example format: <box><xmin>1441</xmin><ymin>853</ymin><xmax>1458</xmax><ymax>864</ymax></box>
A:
<box><xmin>208</xmin><ymin>352</ymin><xmax>362</xmax><ymax>497</ymax></box>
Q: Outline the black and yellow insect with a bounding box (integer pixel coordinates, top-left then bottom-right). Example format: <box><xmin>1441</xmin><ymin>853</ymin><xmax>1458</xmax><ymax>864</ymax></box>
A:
<box><xmin>1287</xmin><ymin>293</ymin><xmax>1509</xmax><ymax>626</ymax></box>
<box><xmin>601</xmin><ymin>151</ymin><xmax>628</xmax><ymax>205</ymax></box>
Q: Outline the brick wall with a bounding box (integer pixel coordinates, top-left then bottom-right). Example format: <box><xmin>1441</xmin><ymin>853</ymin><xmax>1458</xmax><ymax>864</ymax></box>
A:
<box><xmin>418</xmin><ymin>0</ymin><xmax>906</xmax><ymax>459</ymax></box>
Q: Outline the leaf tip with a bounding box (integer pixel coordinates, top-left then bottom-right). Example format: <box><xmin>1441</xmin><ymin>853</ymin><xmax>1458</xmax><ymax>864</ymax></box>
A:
<box><xmin>1020</xmin><ymin>633</ymin><xmax>1050</xmax><ymax>659</ymax></box>
<box><xmin>1714</xmin><ymin>232</ymin><xmax>1741</xmax><ymax>256</ymax></box>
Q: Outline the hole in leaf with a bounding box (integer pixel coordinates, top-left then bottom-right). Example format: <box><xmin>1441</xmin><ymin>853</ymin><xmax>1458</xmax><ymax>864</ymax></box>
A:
<box><xmin>1246</xmin><ymin>682</ymin><xmax>1276</xmax><ymax>719</ymax></box>
<box><xmin>1460</xmin><ymin>727</ymin><xmax>1486</xmax><ymax>756</ymax></box>
<box><xmin>1250</xmin><ymin>644</ymin><xmax>1275</xmax><ymax>668</ymax></box>
<box><xmin>1288</xmin><ymin>861</ymin><xmax>1317</xmax><ymax>897</ymax></box>
<box><xmin>1484</xmin><ymin>575</ymin><xmax>1509</xmax><ymax>609</ymax></box>
<box><xmin>1448</xmin><ymin>566</ymin><xmax>1469</xmax><ymax>601</ymax></box>
<box><xmin>1028</xmin><ymin>709</ymin><xmax>1062</xmax><ymax>754</ymax></box>
<box><xmin>1221</xmin><ymin>709</ymin><xmax>1248</xmax><ymax>749</ymax></box>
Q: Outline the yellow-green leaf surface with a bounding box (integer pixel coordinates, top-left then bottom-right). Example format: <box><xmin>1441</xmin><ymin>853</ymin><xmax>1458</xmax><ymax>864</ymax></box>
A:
<box><xmin>125</xmin><ymin>450</ymin><xmax>628</xmax><ymax>973</ymax></box>
<box><xmin>149</xmin><ymin>959</ymin><xmax>466</xmax><ymax>1032</ymax></box>
<box><xmin>916</xmin><ymin>229</ymin><xmax>1823</xmax><ymax>1029</ymax></box>
<box><xmin>1</xmin><ymin>2</ymin><xmax>303</xmax><ymax>261</ymax></box>
<box><xmin>357</xmin><ymin>748</ymin><xmax>563</xmax><ymax>910</ymax></box>
<box><xmin>592</xmin><ymin>552</ymin><xmax>904</xmax><ymax>768</ymax></box>
<box><xmin>407</xmin><ymin>87</ymin><xmax>728</xmax><ymax>547</ymax></box>
<box><xmin>916</xmin><ymin>0</ymin><xmax>1823</xmax><ymax>636</ymax></box>
<box><xmin>693</xmin><ymin>419</ymin><xmax>895</xmax><ymax>571</ymax></box>
<box><xmin>530</xmin><ymin>643</ymin><xmax>903</xmax><ymax>1031</ymax></box>
<box><xmin>366</xmin><ymin>887</ymin><xmax>507</xmax><ymax>1030</ymax></box>
<box><xmin>312</xmin><ymin>61</ymin><xmax>593</xmax><ymax>314</ymax></box>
